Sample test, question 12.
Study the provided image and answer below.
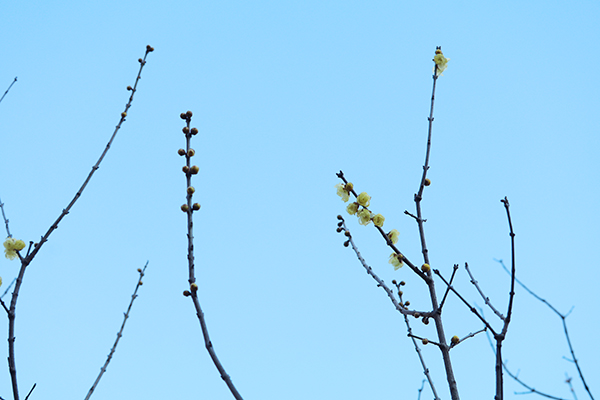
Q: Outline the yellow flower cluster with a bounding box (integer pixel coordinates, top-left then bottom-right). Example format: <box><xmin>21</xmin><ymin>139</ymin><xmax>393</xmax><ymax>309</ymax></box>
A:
<box><xmin>433</xmin><ymin>48</ymin><xmax>449</xmax><ymax>77</ymax></box>
<box><xmin>4</xmin><ymin>237</ymin><xmax>26</xmax><ymax>260</ymax></box>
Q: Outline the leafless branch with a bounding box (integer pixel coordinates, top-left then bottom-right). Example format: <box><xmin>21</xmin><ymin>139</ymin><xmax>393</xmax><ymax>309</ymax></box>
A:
<box><xmin>0</xmin><ymin>77</ymin><xmax>17</xmax><ymax>106</ymax></box>
<box><xmin>0</xmin><ymin>196</ymin><xmax>12</xmax><ymax>238</ymax></box>
<box><xmin>84</xmin><ymin>262</ymin><xmax>148</xmax><ymax>400</ymax></box>
<box><xmin>465</xmin><ymin>262</ymin><xmax>505</xmax><ymax>321</ymax></box>
<box><xmin>495</xmin><ymin>260</ymin><xmax>594</xmax><ymax>400</ymax></box>
<box><xmin>5</xmin><ymin>45</ymin><xmax>153</xmax><ymax>400</ymax></box>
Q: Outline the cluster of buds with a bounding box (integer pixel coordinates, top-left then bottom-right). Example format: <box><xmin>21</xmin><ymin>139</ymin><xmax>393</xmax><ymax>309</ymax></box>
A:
<box><xmin>179</xmin><ymin>111</ymin><xmax>201</xmax><ymax>213</ymax></box>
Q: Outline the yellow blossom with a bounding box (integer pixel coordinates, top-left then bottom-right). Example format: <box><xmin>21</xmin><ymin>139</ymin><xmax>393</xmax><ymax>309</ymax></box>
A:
<box><xmin>335</xmin><ymin>183</ymin><xmax>350</xmax><ymax>202</ymax></box>
<box><xmin>357</xmin><ymin>192</ymin><xmax>371</xmax><ymax>207</ymax></box>
<box><xmin>346</xmin><ymin>202</ymin><xmax>359</xmax><ymax>215</ymax></box>
<box><xmin>451</xmin><ymin>335</ymin><xmax>460</xmax><ymax>345</ymax></box>
<box><xmin>389</xmin><ymin>253</ymin><xmax>403</xmax><ymax>270</ymax></box>
<box><xmin>4</xmin><ymin>237</ymin><xmax>25</xmax><ymax>260</ymax></box>
<box><xmin>387</xmin><ymin>229</ymin><xmax>400</xmax><ymax>244</ymax></box>
<box><xmin>372</xmin><ymin>214</ymin><xmax>385</xmax><ymax>227</ymax></box>
<box><xmin>433</xmin><ymin>49</ymin><xmax>449</xmax><ymax>77</ymax></box>
<box><xmin>4</xmin><ymin>249</ymin><xmax>17</xmax><ymax>260</ymax></box>
<box><xmin>357</xmin><ymin>209</ymin><xmax>372</xmax><ymax>226</ymax></box>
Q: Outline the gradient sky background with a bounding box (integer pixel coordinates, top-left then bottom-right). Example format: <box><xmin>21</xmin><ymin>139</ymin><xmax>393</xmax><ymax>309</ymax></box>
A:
<box><xmin>1</xmin><ymin>1</ymin><xmax>599</xmax><ymax>399</ymax></box>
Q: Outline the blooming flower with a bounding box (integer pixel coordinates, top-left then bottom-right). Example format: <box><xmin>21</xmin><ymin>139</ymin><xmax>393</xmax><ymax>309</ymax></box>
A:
<box><xmin>357</xmin><ymin>209</ymin><xmax>372</xmax><ymax>225</ymax></box>
<box><xmin>4</xmin><ymin>237</ymin><xmax>26</xmax><ymax>260</ymax></box>
<box><xmin>357</xmin><ymin>192</ymin><xmax>371</xmax><ymax>207</ymax></box>
<box><xmin>335</xmin><ymin>183</ymin><xmax>351</xmax><ymax>202</ymax></box>
<box><xmin>346</xmin><ymin>202</ymin><xmax>359</xmax><ymax>215</ymax></box>
<box><xmin>372</xmin><ymin>214</ymin><xmax>385</xmax><ymax>227</ymax></box>
<box><xmin>389</xmin><ymin>253</ymin><xmax>403</xmax><ymax>270</ymax></box>
<box><xmin>433</xmin><ymin>48</ymin><xmax>449</xmax><ymax>77</ymax></box>
<box><xmin>387</xmin><ymin>229</ymin><xmax>400</xmax><ymax>244</ymax></box>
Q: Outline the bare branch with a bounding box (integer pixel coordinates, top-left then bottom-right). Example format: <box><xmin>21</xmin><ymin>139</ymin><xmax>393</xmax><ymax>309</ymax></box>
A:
<box><xmin>6</xmin><ymin>46</ymin><xmax>153</xmax><ymax>400</ymax></box>
<box><xmin>465</xmin><ymin>263</ymin><xmax>505</xmax><ymax>321</ymax></box>
<box><xmin>84</xmin><ymin>262</ymin><xmax>148</xmax><ymax>400</ymax></box>
<box><xmin>495</xmin><ymin>260</ymin><xmax>594</xmax><ymax>400</ymax></box>
<box><xmin>0</xmin><ymin>77</ymin><xmax>17</xmax><ymax>106</ymax></box>
<box><xmin>0</xmin><ymin>196</ymin><xmax>12</xmax><ymax>238</ymax></box>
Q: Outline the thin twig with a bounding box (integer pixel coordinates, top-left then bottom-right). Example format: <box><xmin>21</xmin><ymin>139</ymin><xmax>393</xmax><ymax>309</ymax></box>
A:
<box><xmin>84</xmin><ymin>262</ymin><xmax>148</xmax><ymax>400</ymax></box>
<box><xmin>495</xmin><ymin>197</ymin><xmax>517</xmax><ymax>400</ymax></box>
<box><xmin>6</xmin><ymin>46</ymin><xmax>153</xmax><ymax>400</ymax></box>
<box><xmin>337</xmin><ymin>217</ymin><xmax>431</xmax><ymax>318</ymax></box>
<box><xmin>0</xmin><ymin>195</ymin><xmax>12</xmax><ymax>237</ymax></box>
<box><xmin>495</xmin><ymin>260</ymin><xmax>594</xmax><ymax>400</ymax></box>
<box><xmin>397</xmin><ymin>287</ymin><xmax>440</xmax><ymax>400</ymax></box>
<box><xmin>0</xmin><ymin>77</ymin><xmax>17</xmax><ymax>105</ymax></box>
<box><xmin>433</xmin><ymin>270</ymin><xmax>496</xmax><ymax>335</ymax></box>
<box><xmin>465</xmin><ymin>262</ymin><xmax>505</xmax><ymax>321</ymax></box>
<box><xmin>181</xmin><ymin>111</ymin><xmax>244</xmax><ymax>400</ymax></box>
<box><xmin>417</xmin><ymin>379</ymin><xmax>427</xmax><ymax>400</ymax></box>
<box><xmin>480</xmin><ymin>308</ymin><xmax>567</xmax><ymax>400</ymax></box>
<box><xmin>23</xmin><ymin>384</ymin><xmax>35</xmax><ymax>400</ymax></box>
<box><xmin>565</xmin><ymin>375</ymin><xmax>578</xmax><ymax>400</ymax></box>
<box><xmin>439</xmin><ymin>264</ymin><xmax>459</xmax><ymax>311</ymax></box>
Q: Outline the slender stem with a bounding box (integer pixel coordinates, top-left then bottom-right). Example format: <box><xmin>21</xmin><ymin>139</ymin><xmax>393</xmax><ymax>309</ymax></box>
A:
<box><xmin>496</xmin><ymin>259</ymin><xmax>594</xmax><ymax>400</ymax></box>
<box><xmin>494</xmin><ymin>197</ymin><xmax>516</xmax><ymax>400</ymax></box>
<box><xmin>0</xmin><ymin>77</ymin><xmax>17</xmax><ymax>105</ymax></box>
<box><xmin>84</xmin><ymin>262</ymin><xmax>148</xmax><ymax>400</ymax></box>
<box><xmin>0</xmin><ymin>195</ymin><xmax>12</xmax><ymax>237</ymax></box>
<box><xmin>413</xmin><ymin>66</ymin><xmax>460</xmax><ymax>400</ymax></box>
<box><xmin>182</xmin><ymin>112</ymin><xmax>243</xmax><ymax>400</ymax></box>
<box><xmin>6</xmin><ymin>46</ymin><xmax>153</xmax><ymax>400</ymax></box>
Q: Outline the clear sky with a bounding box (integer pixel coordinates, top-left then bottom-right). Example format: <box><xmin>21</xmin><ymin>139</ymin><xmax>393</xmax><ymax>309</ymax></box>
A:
<box><xmin>1</xmin><ymin>1</ymin><xmax>599</xmax><ymax>399</ymax></box>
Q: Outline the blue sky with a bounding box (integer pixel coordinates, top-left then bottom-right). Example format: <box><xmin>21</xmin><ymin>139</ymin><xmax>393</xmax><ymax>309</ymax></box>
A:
<box><xmin>1</xmin><ymin>1</ymin><xmax>599</xmax><ymax>399</ymax></box>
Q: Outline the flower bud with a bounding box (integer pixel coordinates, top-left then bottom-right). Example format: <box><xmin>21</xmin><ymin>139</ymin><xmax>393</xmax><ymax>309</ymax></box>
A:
<box><xmin>186</xmin><ymin>110</ymin><xmax>193</xmax><ymax>118</ymax></box>
<box><xmin>121</xmin><ymin>112</ymin><xmax>127</xmax><ymax>118</ymax></box>
<box><xmin>180</xmin><ymin>113</ymin><xmax>187</xmax><ymax>120</ymax></box>
<box><xmin>181</xmin><ymin>204</ymin><xmax>189</xmax><ymax>212</ymax></box>
<box><xmin>190</xmin><ymin>165</ymin><xmax>199</xmax><ymax>174</ymax></box>
<box><xmin>137</xmin><ymin>268</ymin><xmax>142</xmax><ymax>272</ymax></box>
<box><xmin>192</xmin><ymin>203</ymin><xmax>201</xmax><ymax>211</ymax></box>
<box><xmin>182</xmin><ymin>127</ymin><xmax>190</xmax><ymax>134</ymax></box>
<box><xmin>191</xmin><ymin>127</ymin><xmax>198</xmax><ymax>135</ymax></box>
<box><xmin>127</xmin><ymin>85</ymin><xmax>133</xmax><ymax>91</ymax></box>
<box><xmin>183</xmin><ymin>290</ymin><xmax>191</xmax><ymax>297</ymax></box>
<box><xmin>138</xmin><ymin>281</ymin><xmax>143</xmax><ymax>285</ymax></box>
<box><xmin>146</xmin><ymin>45</ymin><xmax>154</xmax><ymax>52</ymax></box>
<box><xmin>343</xmin><ymin>240</ymin><xmax>350</xmax><ymax>247</ymax></box>
<box><xmin>451</xmin><ymin>335</ymin><xmax>460</xmax><ymax>345</ymax></box>
<box><xmin>182</xmin><ymin>166</ymin><xmax>189</xmax><ymax>173</ymax></box>
<box><xmin>422</xmin><ymin>338</ymin><xmax>428</xmax><ymax>345</ymax></box>
<box><xmin>187</xmin><ymin>186</ymin><xmax>195</xmax><ymax>194</ymax></box>
<box><xmin>138</xmin><ymin>58</ymin><xmax>144</xmax><ymax>64</ymax></box>
<box><xmin>424</xmin><ymin>178</ymin><xmax>431</xmax><ymax>186</ymax></box>
<box><xmin>188</xmin><ymin>149</ymin><xmax>195</xmax><ymax>157</ymax></box>
<box><xmin>178</xmin><ymin>148</ymin><xmax>186</xmax><ymax>156</ymax></box>
<box><xmin>191</xmin><ymin>283</ymin><xmax>198</xmax><ymax>293</ymax></box>
<box><xmin>421</xmin><ymin>263</ymin><xmax>431</xmax><ymax>273</ymax></box>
